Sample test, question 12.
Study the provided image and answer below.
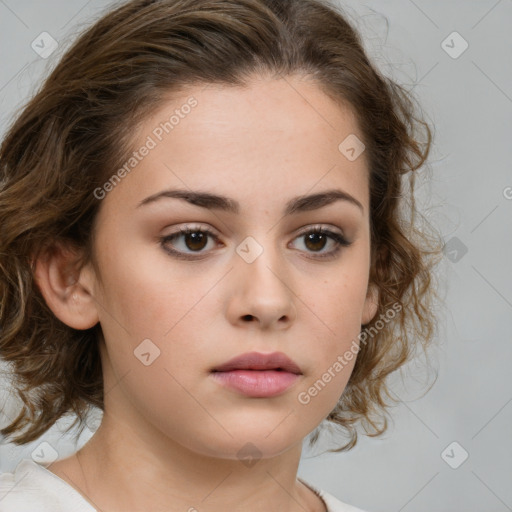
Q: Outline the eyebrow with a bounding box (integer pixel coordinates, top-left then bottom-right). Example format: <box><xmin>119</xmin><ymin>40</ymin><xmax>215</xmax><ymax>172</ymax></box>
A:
<box><xmin>137</xmin><ymin>188</ymin><xmax>364</xmax><ymax>215</ymax></box>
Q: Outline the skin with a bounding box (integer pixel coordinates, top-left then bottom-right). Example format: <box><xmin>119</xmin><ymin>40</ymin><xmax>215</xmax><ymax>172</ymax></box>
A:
<box><xmin>35</xmin><ymin>73</ymin><xmax>378</xmax><ymax>512</ymax></box>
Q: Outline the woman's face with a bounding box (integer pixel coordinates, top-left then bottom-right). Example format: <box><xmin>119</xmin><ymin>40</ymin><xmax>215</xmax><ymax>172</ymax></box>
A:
<box><xmin>85</xmin><ymin>75</ymin><xmax>378</xmax><ymax>460</ymax></box>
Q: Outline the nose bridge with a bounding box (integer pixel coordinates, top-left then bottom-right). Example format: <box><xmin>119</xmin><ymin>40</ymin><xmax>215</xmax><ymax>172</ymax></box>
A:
<box><xmin>235</xmin><ymin>232</ymin><xmax>285</xmax><ymax>285</ymax></box>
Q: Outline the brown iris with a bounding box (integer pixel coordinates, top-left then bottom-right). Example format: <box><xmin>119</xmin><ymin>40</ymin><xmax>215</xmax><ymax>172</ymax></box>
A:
<box><xmin>184</xmin><ymin>231</ymin><xmax>208</xmax><ymax>251</ymax></box>
<box><xmin>304</xmin><ymin>232</ymin><xmax>327</xmax><ymax>252</ymax></box>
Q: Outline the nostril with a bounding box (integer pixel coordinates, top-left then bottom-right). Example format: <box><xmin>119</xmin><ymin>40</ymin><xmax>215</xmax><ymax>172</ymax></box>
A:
<box><xmin>242</xmin><ymin>314</ymin><xmax>254</xmax><ymax>321</ymax></box>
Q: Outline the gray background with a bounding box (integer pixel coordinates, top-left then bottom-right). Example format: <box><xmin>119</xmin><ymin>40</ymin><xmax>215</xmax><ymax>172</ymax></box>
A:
<box><xmin>0</xmin><ymin>1</ymin><xmax>511</xmax><ymax>511</ymax></box>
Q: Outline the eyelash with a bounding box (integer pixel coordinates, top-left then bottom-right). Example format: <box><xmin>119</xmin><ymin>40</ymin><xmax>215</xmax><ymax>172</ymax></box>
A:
<box><xmin>160</xmin><ymin>224</ymin><xmax>352</xmax><ymax>261</ymax></box>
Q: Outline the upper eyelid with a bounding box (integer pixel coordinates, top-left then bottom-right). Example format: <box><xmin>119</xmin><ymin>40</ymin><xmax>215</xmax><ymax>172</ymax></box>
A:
<box><xmin>295</xmin><ymin>224</ymin><xmax>344</xmax><ymax>236</ymax></box>
<box><xmin>165</xmin><ymin>223</ymin><xmax>345</xmax><ymax>236</ymax></box>
<box><xmin>173</xmin><ymin>224</ymin><xmax>221</xmax><ymax>239</ymax></box>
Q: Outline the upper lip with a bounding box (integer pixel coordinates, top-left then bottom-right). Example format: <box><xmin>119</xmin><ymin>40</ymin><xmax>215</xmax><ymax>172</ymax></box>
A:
<box><xmin>211</xmin><ymin>351</ymin><xmax>302</xmax><ymax>374</ymax></box>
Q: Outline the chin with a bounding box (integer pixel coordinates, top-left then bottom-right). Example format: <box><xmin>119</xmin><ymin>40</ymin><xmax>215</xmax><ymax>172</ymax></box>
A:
<box><xmin>175</xmin><ymin>428</ymin><xmax>303</xmax><ymax>462</ymax></box>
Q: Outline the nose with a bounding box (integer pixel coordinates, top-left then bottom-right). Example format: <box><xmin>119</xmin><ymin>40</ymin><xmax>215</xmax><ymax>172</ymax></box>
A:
<box><xmin>225</xmin><ymin>240</ymin><xmax>297</xmax><ymax>330</ymax></box>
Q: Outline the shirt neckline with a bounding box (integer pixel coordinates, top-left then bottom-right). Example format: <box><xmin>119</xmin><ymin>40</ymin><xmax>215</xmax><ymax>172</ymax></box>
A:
<box><xmin>17</xmin><ymin>459</ymin><xmax>97</xmax><ymax>511</ymax></box>
<box><xmin>297</xmin><ymin>476</ymin><xmax>330</xmax><ymax>511</ymax></box>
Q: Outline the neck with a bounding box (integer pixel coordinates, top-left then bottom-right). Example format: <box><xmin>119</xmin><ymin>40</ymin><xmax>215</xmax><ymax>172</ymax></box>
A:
<box><xmin>60</xmin><ymin>409</ymin><xmax>324</xmax><ymax>512</ymax></box>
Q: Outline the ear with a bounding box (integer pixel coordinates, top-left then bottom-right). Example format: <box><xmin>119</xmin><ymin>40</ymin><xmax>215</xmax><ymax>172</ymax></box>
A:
<box><xmin>33</xmin><ymin>242</ymin><xmax>99</xmax><ymax>330</ymax></box>
<box><xmin>361</xmin><ymin>282</ymin><xmax>379</xmax><ymax>326</ymax></box>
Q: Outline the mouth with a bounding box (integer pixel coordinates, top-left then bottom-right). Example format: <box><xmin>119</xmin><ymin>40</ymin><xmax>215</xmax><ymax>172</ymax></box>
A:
<box><xmin>210</xmin><ymin>351</ymin><xmax>302</xmax><ymax>397</ymax></box>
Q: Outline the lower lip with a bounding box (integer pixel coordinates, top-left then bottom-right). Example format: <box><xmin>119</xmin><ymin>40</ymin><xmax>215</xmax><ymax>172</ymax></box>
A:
<box><xmin>210</xmin><ymin>370</ymin><xmax>301</xmax><ymax>397</ymax></box>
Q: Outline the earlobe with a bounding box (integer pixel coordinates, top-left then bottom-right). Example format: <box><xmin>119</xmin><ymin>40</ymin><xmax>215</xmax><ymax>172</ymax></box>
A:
<box><xmin>33</xmin><ymin>243</ymin><xmax>99</xmax><ymax>330</ymax></box>
<box><xmin>361</xmin><ymin>283</ymin><xmax>379</xmax><ymax>326</ymax></box>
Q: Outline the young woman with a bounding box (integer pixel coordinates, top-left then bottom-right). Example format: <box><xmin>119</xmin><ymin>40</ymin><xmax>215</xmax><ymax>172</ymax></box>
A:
<box><xmin>0</xmin><ymin>0</ymin><xmax>442</xmax><ymax>510</ymax></box>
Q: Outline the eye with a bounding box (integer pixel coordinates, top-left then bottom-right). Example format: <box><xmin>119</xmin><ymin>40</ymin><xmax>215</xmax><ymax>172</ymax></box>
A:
<box><xmin>160</xmin><ymin>224</ymin><xmax>352</xmax><ymax>261</ymax></box>
<box><xmin>290</xmin><ymin>225</ymin><xmax>352</xmax><ymax>260</ymax></box>
<box><xmin>160</xmin><ymin>225</ymin><xmax>221</xmax><ymax>259</ymax></box>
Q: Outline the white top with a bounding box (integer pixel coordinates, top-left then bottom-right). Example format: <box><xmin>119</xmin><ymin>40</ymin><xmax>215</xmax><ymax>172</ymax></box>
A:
<box><xmin>0</xmin><ymin>459</ymin><xmax>369</xmax><ymax>512</ymax></box>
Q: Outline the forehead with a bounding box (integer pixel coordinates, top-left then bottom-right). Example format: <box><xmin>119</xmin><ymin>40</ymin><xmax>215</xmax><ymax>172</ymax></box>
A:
<box><xmin>147</xmin><ymin>76</ymin><xmax>365</xmax><ymax>157</ymax></box>
<box><xmin>102</xmin><ymin>75</ymin><xmax>370</xmax><ymax>216</ymax></box>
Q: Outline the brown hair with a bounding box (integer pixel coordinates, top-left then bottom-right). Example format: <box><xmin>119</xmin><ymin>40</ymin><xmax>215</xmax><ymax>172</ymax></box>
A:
<box><xmin>0</xmin><ymin>0</ymin><xmax>443</xmax><ymax>449</ymax></box>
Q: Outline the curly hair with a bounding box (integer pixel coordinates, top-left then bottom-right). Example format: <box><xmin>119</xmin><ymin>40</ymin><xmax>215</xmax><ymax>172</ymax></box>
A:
<box><xmin>0</xmin><ymin>0</ymin><xmax>443</xmax><ymax>449</ymax></box>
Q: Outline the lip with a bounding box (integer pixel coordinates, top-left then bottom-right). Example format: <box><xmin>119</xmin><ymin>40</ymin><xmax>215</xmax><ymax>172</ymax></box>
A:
<box><xmin>210</xmin><ymin>351</ymin><xmax>303</xmax><ymax>398</ymax></box>
<box><xmin>211</xmin><ymin>351</ymin><xmax>302</xmax><ymax>374</ymax></box>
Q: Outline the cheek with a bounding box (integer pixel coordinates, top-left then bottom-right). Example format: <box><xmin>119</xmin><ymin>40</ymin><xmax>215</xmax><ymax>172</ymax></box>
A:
<box><xmin>94</xmin><ymin>238</ymin><xmax>208</xmax><ymax>340</ymax></box>
<box><xmin>94</xmin><ymin>247</ymin><xmax>222</xmax><ymax>391</ymax></box>
<box><xmin>298</xmin><ymin>267</ymin><xmax>368</xmax><ymax>405</ymax></box>
<box><xmin>101</xmin><ymin>343</ymin><xmax>232</xmax><ymax>457</ymax></box>
<box><xmin>314</xmin><ymin>266</ymin><xmax>370</xmax><ymax>338</ymax></box>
